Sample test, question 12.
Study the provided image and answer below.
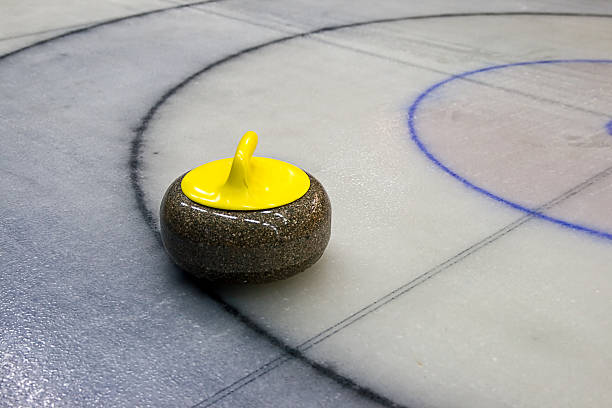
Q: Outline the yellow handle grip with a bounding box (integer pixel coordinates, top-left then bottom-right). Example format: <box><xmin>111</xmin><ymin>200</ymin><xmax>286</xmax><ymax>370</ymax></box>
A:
<box><xmin>225</xmin><ymin>131</ymin><xmax>258</xmax><ymax>189</ymax></box>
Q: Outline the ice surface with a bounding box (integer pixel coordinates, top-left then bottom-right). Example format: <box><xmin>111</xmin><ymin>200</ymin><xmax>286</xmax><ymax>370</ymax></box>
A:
<box><xmin>3</xmin><ymin>1</ymin><xmax>612</xmax><ymax>407</ymax></box>
<box><xmin>310</xmin><ymin>221</ymin><xmax>612</xmax><ymax>408</ymax></box>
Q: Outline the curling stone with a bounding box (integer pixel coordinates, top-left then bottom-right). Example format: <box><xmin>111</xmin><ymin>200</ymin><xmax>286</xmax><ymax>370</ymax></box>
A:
<box><xmin>160</xmin><ymin>131</ymin><xmax>331</xmax><ymax>284</ymax></box>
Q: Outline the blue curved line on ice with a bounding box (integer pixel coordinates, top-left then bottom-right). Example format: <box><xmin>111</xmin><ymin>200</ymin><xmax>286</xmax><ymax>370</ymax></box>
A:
<box><xmin>407</xmin><ymin>59</ymin><xmax>612</xmax><ymax>240</ymax></box>
<box><xmin>606</xmin><ymin>119</ymin><xmax>612</xmax><ymax>136</ymax></box>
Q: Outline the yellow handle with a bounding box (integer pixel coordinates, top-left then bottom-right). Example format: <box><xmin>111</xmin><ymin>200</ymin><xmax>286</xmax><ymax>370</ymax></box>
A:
<box><xmin>181</xmin><ymin>131</ymin><xmax>310</xmax><ymax>210</ymax></box>
<box><xmin>225</xmin><ymin>131</ymin><xmax>257</xmax><ymax>189</ymax></box>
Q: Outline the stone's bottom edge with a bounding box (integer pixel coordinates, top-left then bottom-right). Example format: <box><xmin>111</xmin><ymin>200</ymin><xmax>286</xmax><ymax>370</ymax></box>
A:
<box><xmin>183</xmin><ymin>249</ymin><xmax>326</xmax><ymax>284</ymax></box>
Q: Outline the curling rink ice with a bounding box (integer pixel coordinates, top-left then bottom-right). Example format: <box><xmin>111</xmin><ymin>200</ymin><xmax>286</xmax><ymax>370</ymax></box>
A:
<box><xmin>2</xmin><ymin>1</ymin><xmax>612</xmax><ymax>407</ymax></box>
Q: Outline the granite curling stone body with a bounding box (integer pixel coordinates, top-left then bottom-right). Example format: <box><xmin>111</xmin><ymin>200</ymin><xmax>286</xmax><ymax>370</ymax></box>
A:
<box><xmin>160</xmin><ymin>131</ymin><xmax>331</xmax><ymax>284</ymax></box>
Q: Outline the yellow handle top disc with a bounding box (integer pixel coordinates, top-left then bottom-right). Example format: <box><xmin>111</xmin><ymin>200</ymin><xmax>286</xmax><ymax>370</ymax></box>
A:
<box><xmin>181</xmin><ymin>131</ymin><xmax>311</xmax><ymax>210</ymax></box>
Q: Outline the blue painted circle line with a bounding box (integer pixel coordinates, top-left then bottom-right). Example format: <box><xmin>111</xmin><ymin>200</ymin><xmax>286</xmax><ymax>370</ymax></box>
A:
<box><xmin>606</xmin><ymin>119</ymin><xmax>612</xmax><ymax>136</ymax></box>
<box><xmin>407</xmin><ymin>59</ymin><xmax>612</xmax><ymax>241</ymax></box>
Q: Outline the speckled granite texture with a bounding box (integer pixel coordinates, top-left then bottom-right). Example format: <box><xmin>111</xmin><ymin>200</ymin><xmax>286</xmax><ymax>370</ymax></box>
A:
<box><xmin>160</xmin><ymin>173</ymin><xmax>331</xmax><ymax>283</ymax></box>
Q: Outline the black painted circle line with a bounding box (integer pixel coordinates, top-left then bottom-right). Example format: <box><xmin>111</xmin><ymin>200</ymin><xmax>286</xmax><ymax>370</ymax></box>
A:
<box><xmin>0</xmin><ymin>4</ymin><xmax>403</xmax><ymax>407</ymax></box>
<box><xmin>0</xmin><ymin>0</ymin><xmax>224</xmax><ymax>62</ymax></box>
<box><xmin>134</xmin><ymin>12</ymin><xmax>612</xmax><ymax>407</ymax></box>
<box><xmin>138</xmin><ymin>11</ymin><xmax>612</xmax><ymax>408</ymax></box>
